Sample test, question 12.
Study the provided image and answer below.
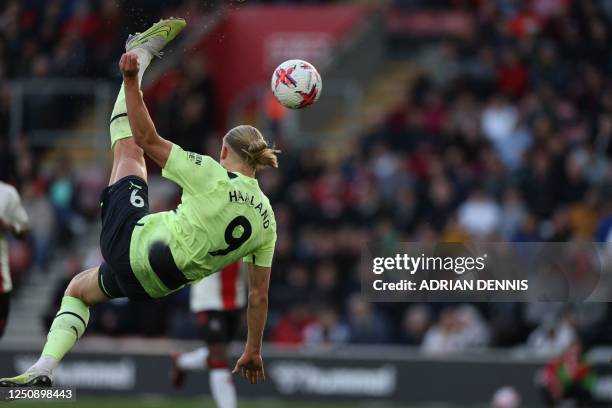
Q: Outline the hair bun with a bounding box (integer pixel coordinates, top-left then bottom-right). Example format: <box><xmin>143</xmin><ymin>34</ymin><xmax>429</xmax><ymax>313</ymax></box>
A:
<box><xmin>247</xmin><ymin>139</ymin><xmax>268</xmax><ymax>154</ymax></box>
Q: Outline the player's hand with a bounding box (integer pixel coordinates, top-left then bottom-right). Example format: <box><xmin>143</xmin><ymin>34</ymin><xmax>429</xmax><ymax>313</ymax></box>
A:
<box><xmin>232</xmin><ymin>351</ymin><xmax>265</xmax><ymax>384</ymax></box>
<box><xmin>119</xmin><ymin>52</ymin><xmax>140</xmax><ymax>79</ymax></box>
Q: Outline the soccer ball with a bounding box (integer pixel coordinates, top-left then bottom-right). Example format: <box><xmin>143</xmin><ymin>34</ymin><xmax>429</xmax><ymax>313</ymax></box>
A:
<box><xmin>271</xmin><ymin>59</ymin><xmax>322</xmax><ymax>109</ymax></box>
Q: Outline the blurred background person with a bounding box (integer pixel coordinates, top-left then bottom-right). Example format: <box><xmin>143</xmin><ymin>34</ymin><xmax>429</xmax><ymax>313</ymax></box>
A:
<box><xmin>171</xmin><ymin>262</ymin><xmax>244</xmax><ymax>408</ymax></box>
<box><xmin>0</xmin><ymin>181</ymin><xmax>29</xmax><ymax>338</ymax></box>
<box><xmin>539</xmin><ymin>339</ymin><xmax>596</xmax><ymax>408</ymax></box>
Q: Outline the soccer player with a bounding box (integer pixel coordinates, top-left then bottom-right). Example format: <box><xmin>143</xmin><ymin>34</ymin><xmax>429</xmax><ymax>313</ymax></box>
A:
<box><xmin>1</xmin><ymin>18</ymin><xmax>277</xmax><ymax>387</ymax></box>
<box><xmin>170</xmin><ymin>262</ymin><xmax>245</xmax><ymax>408</ymax></box>
<box><xmin>0</xmin><ymin>181</ymin><xmax>30</xmax><ymax>338</ymax></box>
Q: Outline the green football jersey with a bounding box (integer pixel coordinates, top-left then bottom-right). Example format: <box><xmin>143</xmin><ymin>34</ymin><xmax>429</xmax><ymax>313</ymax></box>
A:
<box><xmin>129</xmin><ymin>144</ymin><xmax>277</xmax><ymax>298</ymax></box>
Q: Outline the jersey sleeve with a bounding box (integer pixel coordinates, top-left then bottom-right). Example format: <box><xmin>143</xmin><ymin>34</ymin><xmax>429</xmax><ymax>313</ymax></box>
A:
<box><xmin>243</xmin><ymin>230</ymin><xmax>277</xmax><ymax>268</ymax></box>
<box><xmin>162</xmin><ymin>144</ymin><xmax>225</xmax><ymax>195</ymax></box>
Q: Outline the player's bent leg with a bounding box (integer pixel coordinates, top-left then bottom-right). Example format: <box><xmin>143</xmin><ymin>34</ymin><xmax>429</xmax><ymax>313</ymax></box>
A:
<box><xmin>108</xmin><ymin>138</ymin><xmax>147</xmax><ymax>186</ymax></box>
<box><xmin>0</xmin><ymin>267</ymin><xmax>106</xmax><ymax>387</ymax></box>
<box><xmin>64</xmin><ymin>266</ymin><xmax>111</xmax><ymax>306</ymax></box>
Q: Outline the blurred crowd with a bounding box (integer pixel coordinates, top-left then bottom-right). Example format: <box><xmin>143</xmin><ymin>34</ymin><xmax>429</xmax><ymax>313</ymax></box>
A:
<box><xmin>3</xmin><ymin>0</ymin><xmax>612</xmax><ymax>357</ymax></box>
<box><xmin>260</xmin><ymin>0</ymin><xmax>612</xmax><ymax>354</ymax></box>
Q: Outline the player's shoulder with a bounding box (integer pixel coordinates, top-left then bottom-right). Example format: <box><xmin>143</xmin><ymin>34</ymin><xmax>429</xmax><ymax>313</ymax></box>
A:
<box><xmin>201</xmin><ymin>154</ymin><xmax>227</xmax><ymax>175</ymax></box>
<box><xmin>185</xmin><ymin>149</ymin><xmax>222</xmax><ymax>170</ymax></box>
<box><xmin>185</xmin><ymin>151</ymin><xmax>228</xmax><ymax>183</ymax></box>
<box><xmin>172</xmin><ymin>144</ymin><xmax>223</xmax><ymax>171</ymax></box>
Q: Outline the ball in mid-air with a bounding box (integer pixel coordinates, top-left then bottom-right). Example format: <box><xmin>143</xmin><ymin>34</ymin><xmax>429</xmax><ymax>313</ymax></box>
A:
<box><xmin>271</xmin><ymin>59</ymin><xmax>322</xmax><ymax>109</ymax></box>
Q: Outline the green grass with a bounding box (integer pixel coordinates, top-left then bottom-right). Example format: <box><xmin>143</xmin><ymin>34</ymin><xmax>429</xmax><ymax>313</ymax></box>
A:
<box><xmin>7</xmin><ymin>397</ymin><xmax>480</xmax><ymax>408</ymax></box>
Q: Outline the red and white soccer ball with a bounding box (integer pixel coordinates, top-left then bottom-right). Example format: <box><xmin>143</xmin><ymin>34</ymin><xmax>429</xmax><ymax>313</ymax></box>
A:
<box><xmin>271</xmin><ymin>59</ymin><xmax>322</xmax><ymax>109</ymax></box>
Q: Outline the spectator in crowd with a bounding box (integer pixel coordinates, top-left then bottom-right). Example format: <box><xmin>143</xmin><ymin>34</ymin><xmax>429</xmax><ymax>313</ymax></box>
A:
<box><xmin>398</xmin><ymin>304</ymin><xmax>431</xmax><ymax>345</ymax></box>
<box><xmin>21</xmin><ymin>181</ymin><xmax>54</xmax><ymax>270</ymax></box>
<box><xmin>526</xmin><ymin>309</ymin><xmax>577</xmax><ymax>358</ymax></box>
<box><xmin>48</xmin><ymin>162</ymin><xmax>77</xmax><ymax>243</ymax></box>
<box><xmin>422</xmin><ymin>307</ymin><xmax>462</xmax><ymax>355</ymax></box>
<box><xmin>422</xmin><ymin>305</ymin><xmax>490</xmax><ymax>355</ymax></box>
<box><xmin>457</xmin><ymin>189</ymin><xmax>502</xmax><ymax>238</ymax></box>
<box><xmin>346</xmin><ymin>294</ymin><xmax>390</xmax><ymax>344</ymax></box>
<box><xmin>303</xmin><ymin>306</ymin><xmax>350</xmax><ymax>346</ymax></box>
<box><xmin>270</xmin><ymin>303</ymin><xmax>314</xmax><ymax>345</ymax></box>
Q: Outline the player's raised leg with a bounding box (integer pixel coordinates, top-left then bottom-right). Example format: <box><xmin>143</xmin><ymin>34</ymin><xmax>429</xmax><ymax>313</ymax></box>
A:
<box><xmin>108</xmin><ymin>17</ymin><xmax>186</xmax><ymax>185</ymax></box>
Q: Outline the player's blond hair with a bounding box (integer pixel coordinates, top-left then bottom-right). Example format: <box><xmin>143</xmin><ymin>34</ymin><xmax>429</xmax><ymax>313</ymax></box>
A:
<box><xmin>224</xmin><ymin>125</ymin><xmax>280</xmax><ymax>170</ymax></box>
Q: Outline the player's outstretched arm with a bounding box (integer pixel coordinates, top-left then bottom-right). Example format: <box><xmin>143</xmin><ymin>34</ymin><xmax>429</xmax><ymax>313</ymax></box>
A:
<box><xmin>233</xmin><ymin>263</ymin><xmax>271</xmax><ymax>384</ymax></box>
<box><xmin>119</xmin><ymin>52</ymin><xmax>172</xmax><ymax>167</ymax></box>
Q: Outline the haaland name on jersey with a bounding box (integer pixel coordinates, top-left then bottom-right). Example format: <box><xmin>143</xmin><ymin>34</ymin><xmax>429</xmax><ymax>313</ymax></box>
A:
<box><xmin>229</xmin><ymin>189</ymin><xmax>272</xmax><ymax>229</ymax></box>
